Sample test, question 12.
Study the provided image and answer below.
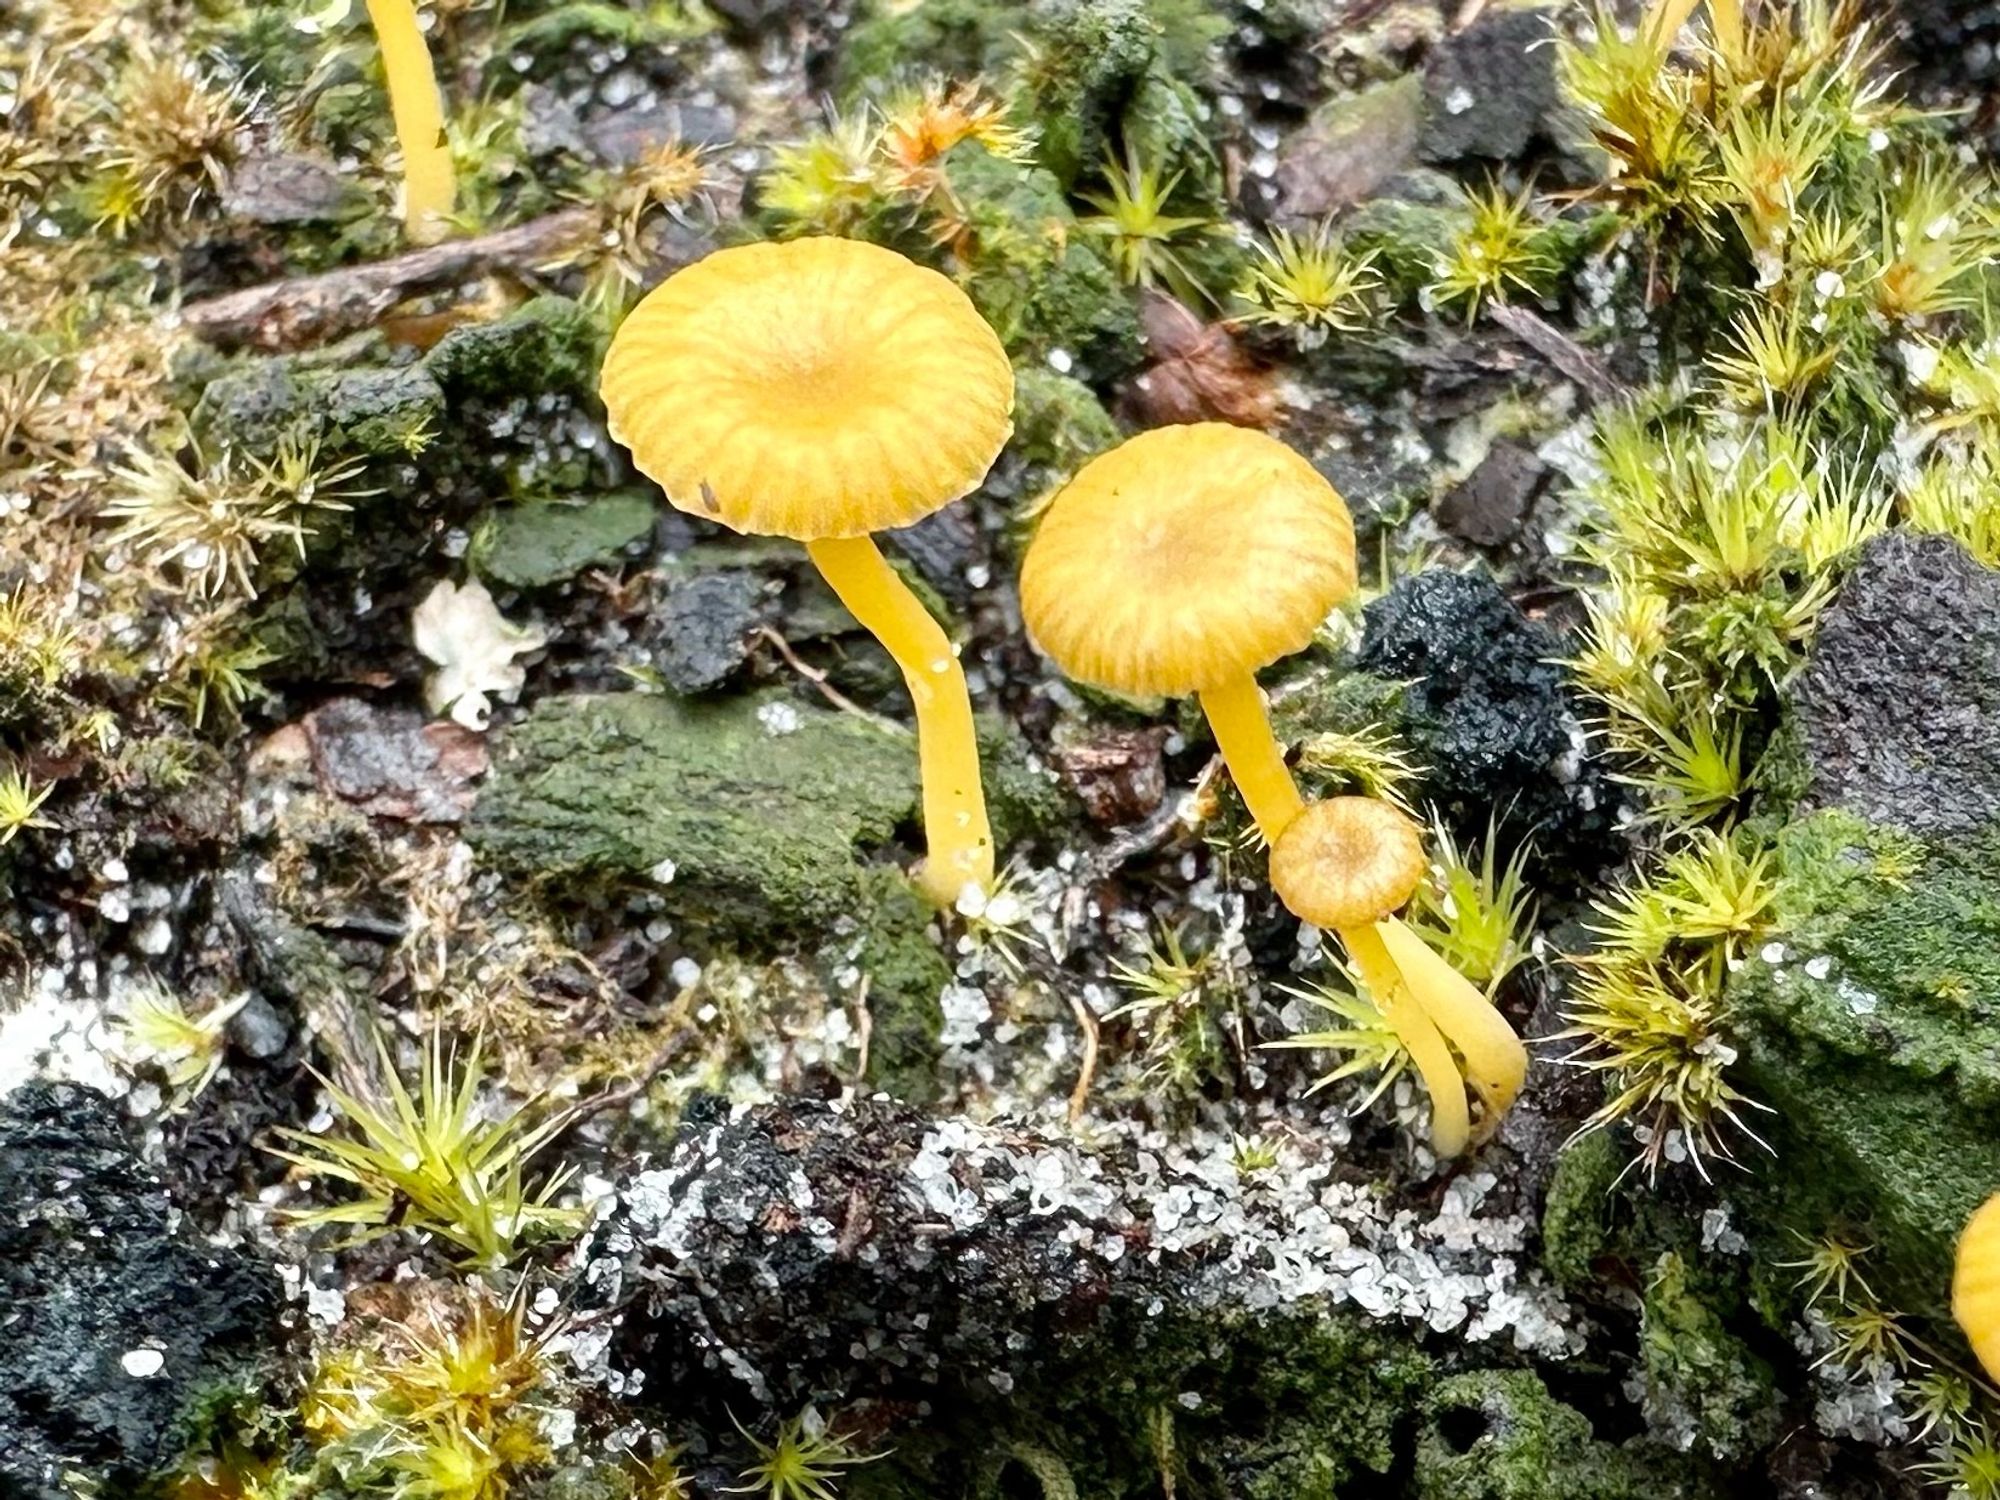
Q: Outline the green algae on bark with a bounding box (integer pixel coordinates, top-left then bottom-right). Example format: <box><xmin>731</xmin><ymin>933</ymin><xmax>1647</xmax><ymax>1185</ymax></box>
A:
<box><xmin>472</xmin><ymin>491</ymin><xmax>659</xmax><ymax>590</ymax></box>
<box><xmin>470</xmin><ymin>691</ymin><xmax>919</xmax><ymax>935</ymax></box>
<box><xmin>1729</xmin><ymin>809</ymin><xmax>2000</xmax><ymax>1324</ymax></box>
<box><xmin>469</xmin><ymin>692</ymin><xmax>1071</xmax><ymax>939</ymax></box>
<box><xmin>1415</xmin><ymin>1369</ymin><xmax>1705</xmax><ymax>1500</ymax></box>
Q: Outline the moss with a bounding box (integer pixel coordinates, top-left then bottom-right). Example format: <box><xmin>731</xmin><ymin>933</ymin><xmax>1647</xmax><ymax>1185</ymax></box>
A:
<box><xmin>1414</xmin><ymin>1370</ymin><xmax>1704</xmax><ymax>1500</ymax></box>
<box><xmin>1010</xmin><ymin>365</ymin><xmax>1121</xmax><ymax>470</ymax></box>
<box><xmin>473</xmin><ymin>491</ymin><xmax>659</xmax><ymax>589</ymax></box>
<box><xmin>192</xmin><ymin>355</ymin><xmax>446</xmax><ymax>461</ymax></box>
<box><xmin>1635</xmin><ymin>1253</ymin><xmax>1779</xmax><ymax>1460</ymax></box>
<box><xmin>852</xmin><ymin>866</ymin><xmax>951</xmax><ymax>1104</ymax></box>
<box><xmin>470</xmin><ymin>694</ymin><xmax>1068</xmax><ymax>942</ymax></box>
<box><xmin>839</xmin><ymin>0</ymin><xmax>1028</xmax><ymax>92</ymax></box>
<box><xmin>1268</xmin><ymin>666</ymin><xmax>1405</xmax><ymax>736</ymax></box>
<box><xmin>470</xmin><ymin>691</ymin><xmax>920</xmax><ymax>937</ymax></box>
<box><xmin>1539</xmin><ymin>1128</ymin><xmax>1624</xmax><ymax>1292</ymax></box>
<box><xmin>978</xmin><ymin>711</ymin><xmax>1077</xmax><ymax>850</ymax></box>
<box><xmin>946</xmin><ymin>144</ymin><xmax>1142</xmax><ymax>369</ymax></box>
<box><xmin>1728</xmin><ymin>808</ymin><xmax>2000</xmax><ymax>1322</ymax></box>
<box><xmin>425</xmin><ymin>296</ymin><xmax>605</xmax><ymax>401</ymax></box>
<box><xmin>849</xmin><ymin>1306</ymin><xmax>1435</xmax><ymax>1500</ymax></box>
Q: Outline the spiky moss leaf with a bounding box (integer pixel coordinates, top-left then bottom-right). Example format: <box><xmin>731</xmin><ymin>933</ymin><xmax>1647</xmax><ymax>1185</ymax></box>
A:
<box><xmin>1414</xmin><ymin>1370</ymin><xmax>1708</xmax><ymax>1500</ymax></box>
<box><xmin>426</xmin><ymin>296</ymin><xmax>606</xmax><ymax>401</ymax></box>
<box><xmin>470</xmin><ymin>691</ymin><xmax>920</xmax><ymax>937</ymax></box>
<box><xmin>472</xmin><ymin>491</ymin><xmax>660</xmax><ymax>590</ymax></box>
<box><xmin>1729</xmin><ymin>810</ymin><xmax>2000</xmax><ymax>1324</ymax></box>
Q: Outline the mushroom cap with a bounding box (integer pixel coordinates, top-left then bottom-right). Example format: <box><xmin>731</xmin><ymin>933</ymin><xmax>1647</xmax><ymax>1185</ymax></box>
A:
<box><xmin>1018</xmin><ymin>423</ymin><xmax>1355</xmax><ymax>698</ymax></box>
<box><xmin>1269</xmin><ymin>797</ymin><xmax>1424</xmax><ymax>930</ymax></box>
<box><xmin>599</xmin><ymin>237</ymin><xmax>1014</xmax><ymax>540</ymax></box>
<box><xmin>1956</xmin><ymin>1191</ymin><xmax>2000</xmax><ymax>1383</ymax></box>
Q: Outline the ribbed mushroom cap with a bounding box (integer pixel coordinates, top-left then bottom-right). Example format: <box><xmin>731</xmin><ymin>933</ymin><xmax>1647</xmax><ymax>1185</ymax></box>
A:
<box><xmin>1956</xmin><ymin>1191</ymin><xmax>2000</xmax><ymax>1382</ymax></box>
<box><xmin>1018</xmin><ymin>424</ymin><xmax>1355</xmax><ymax>698</ymax></box>
<box><xmin>599</xmin><ymin>237</ymin><xmax>1014</xmax><ymax>540</ymax></box>
<box><xmin>1270</xmin><ymin>797</ymin><xmax>1424</xmax><ymax>930</ymax></box>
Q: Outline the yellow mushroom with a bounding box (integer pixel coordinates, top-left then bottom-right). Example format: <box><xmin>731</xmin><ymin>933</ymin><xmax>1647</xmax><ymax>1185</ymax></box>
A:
<box><xmin>600</xmin><ymin>237</ymin><xmax>1015</xmax><ymax>906</ymax></box>
<box><xmin>1955</xmin><ymin>1190</ymin><xmax>2000</xmax><ymax>1382</ymax></box>
<box><xmin>365</xmin><ymin>0</ymin><xmax>455</xmax><ymax>242</ymax></box>
<box><xmin>1018</xmin><ymin>423</ymin><xmax>1353</xmax><ymax>844</ymax></box>
<box><xmin>1270</xmin><ymin>799</ymin><xmax>1526</xmax><ymax>1156</ymax></box>
<box><xmin>1020</xmin><ymin>424</ymin><xmax>1526</xmax><ymax>1154</ymax></box>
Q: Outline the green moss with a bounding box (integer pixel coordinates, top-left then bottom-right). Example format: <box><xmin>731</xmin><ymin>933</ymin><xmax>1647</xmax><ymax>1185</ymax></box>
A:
<box><xmin>946</xmin><ymin>144</ymin><xmax>1142</xmax><ymax>369</ymax></box>
<box><xmin>425</xmin><ymin>296</ymin><xmax>605</xmax><ymax>401</ymax></box>
<box><xmin>852</xmin><ymin>866</ymin><xmax>951</xmax><ymax>1104</ymax></box>
<box><xmin>1728</xmin><ymin>809</ymin><xmax>2000</xmax><ymax>1322</ymax></box>
<box><xmin>470</xmin><ymin>691</ymin><xmax>920</xmax><ymax>936</ymax></box>
<box><xmin>1414</xmin><ymin>1370</ymin><xmax>1703</xmax><ymax>1500</ymax></box>
<box><xmin>850</xmin><ymin>1306</ymin><xmax>1434</xmax><ymax>1500</ymax></box>
<box><xmin>839</xmin><ymin>0</ymin><xmax>1027</xmax><ymax>92</ymax></box>
<box><xmin>193</xmin><ymin>356</ymin><xmax>445</xmax><ymax>461</ymax></box>
<box><xmin>1010</xmin><ymin>365</ymin><xmax>1121</xmax><ymax>470</ymax></box>
<box><xmin>1635</xmin><ymin>1253</ymin><xmax>1778</xmax><ymax>1460</ymax></box>
<box><xmin>473</xmin><ymin>491</ymin><xmax>659</xmax><ymax>589</ymax></box>
<box><xmin>1540</xmin><ymin>1128</ymin><xmax>1623</xmax><ymax>1292</ymax></box>
<box><xmin>470</xmin><ymin>693</ymin><xmax>1068</xmax><ymax>942</ymax></box>
<box><xmin>1267</xmin><ymin>667</ymin><xmax>1408</xmax><ymax>750</ymax></box>
<box><xmin>978</xmin><ymin>712</ymin><xmax>1077</xmax><ymax>850</ymax></box>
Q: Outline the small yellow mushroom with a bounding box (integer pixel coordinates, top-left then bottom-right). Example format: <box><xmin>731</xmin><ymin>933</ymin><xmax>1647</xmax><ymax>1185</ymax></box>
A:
<box><xmin>1270</xmin><ymin>799</ymin><xmax>1526</xmax><ymax>1156</ymax></box>
<box><xmin>1020</xmin><ymin>424</ymin><xmax>1526</xmax><ymax>1154</ymax></box>
<box><xmin>600</xmin><ymin>237</ymin><xmax>1015</xmax><ymax>906</ymax></box>
<box><xmin>1955</xmin><ymin>1190</ymin><xmax>2000</xmax><ymax>1382</ymax></box>
<box><xmin>365</xmin><ymin>0</ymin><xmax>455</xmax><ymax>242</ymax></box>
<box><xmin>1019</xmin><ymin>423</ymin><xmax>1353</xmax><ymax>843</ymax></box>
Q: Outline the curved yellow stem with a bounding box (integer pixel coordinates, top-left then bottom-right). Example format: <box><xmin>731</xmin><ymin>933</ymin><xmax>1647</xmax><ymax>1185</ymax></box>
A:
<box><xmin>365</xmin><ymin>0</ymin><xmax>455</xmax><ymax>242</ymax></box>
<box><xmin>1375</xmin><ymin>916</ymin><xmax>1527</xmax><ymax>1136</ymax></box>
<box><xmin>807</xmin><ymin>535</ymin><xmax>993</xmax><ymax>906</ymax></box>
<box><xmin>1198</xmin><ymin>674</ymin><xmax>1305</xmax><ymax>845</ymax></box>
<box><xmin>1341</xmin><ymin>920</ymin><xmax>1469</xmax><ymax>1156</ymax></box>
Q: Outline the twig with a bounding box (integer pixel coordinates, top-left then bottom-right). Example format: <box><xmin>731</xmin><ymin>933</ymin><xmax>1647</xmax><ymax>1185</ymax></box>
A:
<box><xmin>1489</xmin><ymin>302</ymin><xmax>1627</xmax><ymax>406</ymax></box>
<box><xmin>753</xmin><ymin>625</ymin><xmax>912</xmax><ymax>736</ymax></box>
<box><xmin>1066</xmin><ymin>989</ymin><xmax>1101</xmax><ymax>1127</ymax></box>
<box><xmin>179</xmin><ymin>207</ymin><xmax>595</xmax><ymax>353</ymax></box>
<box><xmin>847</xmin><ymin>977</ymin><xmax>874</xmax><ymax>1093</ymax></box>
<box><xmin>546</xmin><ymin>980</ymin><xmax>703</xmax><ymax>1141</ymax></box>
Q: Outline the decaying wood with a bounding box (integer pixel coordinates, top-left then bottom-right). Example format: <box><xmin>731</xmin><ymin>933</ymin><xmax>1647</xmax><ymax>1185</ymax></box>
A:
<box><xmin>179</xmin><ymin>207</ymin><xmax>595</xmax><ymax>354</ymax></box>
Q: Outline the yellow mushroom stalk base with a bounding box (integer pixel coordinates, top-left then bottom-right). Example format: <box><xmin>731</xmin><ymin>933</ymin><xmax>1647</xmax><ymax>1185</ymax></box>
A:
<box><xmin>1198</xmin><ymin>675</ymin><xmax>1306</xmax><ymax>844</ymax></box>
<box><xmin>1342</xmin><ymin>920</ymin><xmax>1472</xmax><ymax>1154</ymax></box>
<box><xmin>808</xmin><ymin>535</ymin><xmax>994</xmax><ymax>907</ymax></box>
<box><xmin>364</xmin><ymin>0</ymin><xmax>455</xmax><ymax>242</ymax></box>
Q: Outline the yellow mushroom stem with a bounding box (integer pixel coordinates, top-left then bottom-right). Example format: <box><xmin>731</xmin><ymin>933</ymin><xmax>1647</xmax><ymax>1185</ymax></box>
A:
<box><xmin>1341</xmin><ymin>920</ymin><xmax>1470</xmax><ymax>1156</ymax></box>
<box><xmin>364</xmin><ymin>0</ymin><xmax>455</xmax><ymax>242</ymax></box>
<box><xmin>806</xmin><ymin>534</ymin><xmax>994</xmax><ymax>907</ymax></box>
<box><xmin>1334</xmin><ymin>917</ymin><xmax>1527</xmax><ymax>1155</ymax></box>
<box><xmin>1374</xmin><ymin>917</ymin><xmax>1527</xmax><ymax>1127</ymax></box>
<box><xmin>1197</xmin><ymin>675</ymin><xmax>1305</xmax><ymax>844</ymax></box>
